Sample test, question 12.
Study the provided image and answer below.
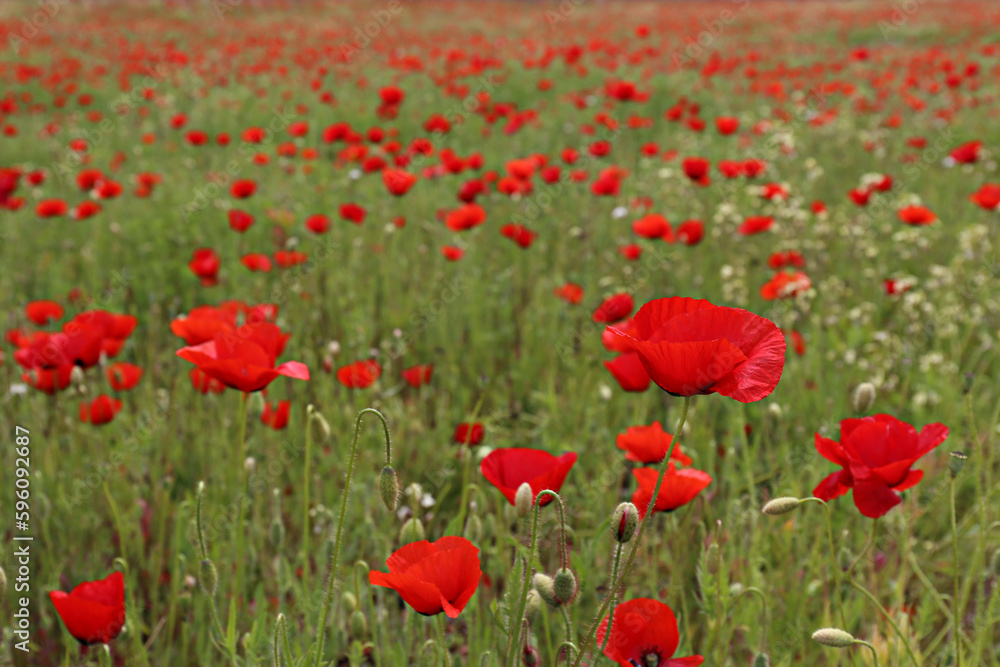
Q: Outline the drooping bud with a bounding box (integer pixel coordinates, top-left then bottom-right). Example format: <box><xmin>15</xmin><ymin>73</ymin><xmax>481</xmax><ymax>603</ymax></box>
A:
<box><xmin>812</xmin><ymin>628</ymin><xmax>856</xmax><ymax>648</ymax></box>
<box><xmin>342</xmin><ymin>591</ymin><xmax>358</xmax><ymax>612</ymax></box>
<box><xmin>379</xmin><ymin>466</ymin><xmax>400</xmax><ymax>512</ymax></box>
<box><xmin>515</xmin><ymin>483</ymin><xmax>533</xmax><ymax>517</ymax></box>
<box><xmin>521</xmin><ymin>645</ymin><xmax>540</xmax><ymax>666</ymax></box>
<box><xmin>853</xmin><ymin>382</ymin><xmax>876</xmax><ymax>413</ymax></box>
<box><xmin>949</xmin><ymin>451</ymin><xmax>967</xmax><ymax>479</ymax></box>
<box><xmin>762</xmin><ymin>497</ymin><xmax>801</xmax><ymax>516</ymax></box>
<box><xmin>350</xmin><ymin>610</ymin><xmax>368</xmax><ymax>638</ymax></box>
<box><xmin>308</xmin><ymin>405</ymin><xmax>331</xmax><ymax>443</ymax></box>
<box><xmin>753</xmin><ymin>652</ymin><xmax>771</xmax><ymax>667</ymax></box>
<box><xmin>199</xmin><ymin>558</ymin><xmax>218</xmax><ymax>597</ymax></box>
<box><xmin>611</xmin><ymin>502</ymin><xmax>638</xmax><ymax>543</ymax></box>
<box><xmin>553</xmin><ymin>568</ymin><xmax>577</xmax><ymax>605</ymax></box>
<box><xmin>533</xmin><ymin>573</ymin><xmax>559</xmax><ymax>608</ymax></box>
<box><xmin>400</xmin><ymin>517</ymin><xmax>425</xmax><ymax>543</ymax></box>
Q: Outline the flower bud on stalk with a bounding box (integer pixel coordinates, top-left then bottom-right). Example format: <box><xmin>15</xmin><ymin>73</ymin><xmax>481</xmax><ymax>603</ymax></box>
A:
<box><xmin>349</xmin><ymin>610</ymin><xmax>368</xmax><ymax>638</ymax></box>
<box><xmin>762</xmin><ymin>497</ymin><xmax>801</xmax><ymax>516</ymax></box>
<box><xmin>379</xmin><ymin>466</ymin><xmax>399</xmax><ymax>512</ymax></box>
<box><xmin>533</xmin><ymin>573</ymin><xmax>559</xmax><ymax>608</ymax></box>
<box><xmin>753</xmin><ymin>653</ymin><xmax>771</xmax><ymax>667</ymax></box>
<box><xmin>949</xmin><ymin>451</ymin><xmax>967</xmax><ymax>479</ymax></box>
<box><xmin>199</xmin><ymin>559</ymin><xmax>219</xmax><ymax>597</ymax></box>
<box><xmin>553</xmin><ymin>568</ymin><xmax>577</xmax><ymax>605</ymax></box>
<box><xmin>853</xmin><ymin>382</ymin><xmax>876</xmax><ymax>413</ymax></box>
<box><xmin>611</xmin><ymin>502</ymin><xmax>638</xmax><ymax>543</ymax></box>
<box><xmin>812</xmin><ymin>628</ymin><xmax>856</xmax><ymax>648</ymax></box>
<box><xmin>400</xmin><ymin>517</ymin><xmax>425</xmax><ymax>543</ymax></box>
<box><xmin>515</xmin><ymin>483</ymin><xmax>533</xmax><ymax>518</ymax></box>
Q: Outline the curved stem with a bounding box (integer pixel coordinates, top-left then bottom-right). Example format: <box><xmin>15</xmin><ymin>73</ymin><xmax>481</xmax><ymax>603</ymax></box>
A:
<box><xmin>507</xmin><ymin>490</ymin><xmax>559</xmax><ymax>667</ymax></box>
<box><xmin>313</xmin><ymin>408</ymin><xmax>392</xmax><ymax>666</ymax></box>
<box><xmin>854</xmin><ymin>640</ymin><xmax>880</xmax><ymax>667</ymax></box>
<box><xmin>726</xmin><ymin>586</ymin><xmax>769</xmax><ymax>653</ymax></box>
<box><xmin>574</xmin><ymin>396</ymin><xmax>692</xmax><ymax>666</ymax></box>
<box><xmin>598</xmin><ymin>545</ymin><xmax>623</xmax><ymax>655</ymax></box>
<box><xmin>560</xmin><ymin>605</ymin><xmax>574</xmax><ymax>646</ymax></box>
<box><xmin>555</xmin><ymin>641</ymin><xmax>578</xmax><ymax>666</ymax></box>
<box><xmin>850</xmin><ymin>579</ymin><xmax>919</xmax><ymax>666</ymax></box>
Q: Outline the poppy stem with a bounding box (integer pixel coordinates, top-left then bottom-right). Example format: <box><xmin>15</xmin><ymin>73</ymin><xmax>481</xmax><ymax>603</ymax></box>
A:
<box><xmin>800</xmin><ymin>497</ymin><xmax>851</xmax><ymax>632</ymax></box>
<box><xmin>854</xmin><ymin>639</ymin><xmax>880</xmax><ymax>667</ymax></box>
<box><xmin>950</xmin><ymin>475</ymin><xmax>962</xmax><ymax>667</ymax></box>
<box><xmin>597</xmin><ymin>544</ymin><xmax>622</xmax><ymax>655</ymax></box>
<box><xmin>234</xmin><ymin>391</ymin><xmax>249</xmax><ymax>607</ymax></box>
<box><xmin>455</xmin><ymin>397</ymin><xmax>485</xmax><ymax>534</ymax></box>
<box><xmin>849</xmin><ymin>580</ymin><xmax>920</xmax><ymax>666</ymax></box>
<box><xmin>99</xmin><ymin>644</ymin><xmax>112</xmax><ymax>667</ymax></box>
<box><xmin>436</xmin><ymin>615</ymin><xmax>449</xmax><ymax>667</ymax></box>
<box><xmin>507</xmin><ymin>489</ymin><xmax>559</xmax><ymax>667</ymax></box>
<box><xmin>302</xmin><ymin>404</ymin><xmax>314</xmax><ymax>587</ymax></box>
<box><xmin>313</xmin><ymin>408</ymin><xmax>392</xmax><ymax>667</ymax></box>
<box><xmin>572</xmin><ymin>395</ymin><xmax>692</xmax><ymax>667</ymax></box>
<box><xmin>726</xmin><ymin>586</ymin><xmax>769</xmax><ymax>653</ymax></box>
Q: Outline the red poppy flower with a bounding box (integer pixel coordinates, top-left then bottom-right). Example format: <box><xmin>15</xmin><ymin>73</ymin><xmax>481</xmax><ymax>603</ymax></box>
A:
<box><xmin>49</xmin><ymin>571</ymin><xmax>126</xmax><ymax>645</ymax></box>
<box><xmin>22</xmin><ymin>366</ymin><xmax>73</xmax><ymax>394</ymax></box>
<box><xmin>274</xmin><ymin>250</ymin><xmax>308</xmax><ymax>268</ymax></box>
<box><xmin>606</xmin><ymin>297</ymin><xmax>785</xmax><ymax>402</ymax></box>
<box><xmin>80</xmin><ymin>395</ymin><xmax>123</xmax><ymax>425</ymax></box>
<box><xmin>715</xmin><ymin>116</ymin><xmax>739</xmax><ymax>135</ymax></box>
<box><xmin>616</xmin><ymin>422</ymin><xmax>693</xmax><ymax>466</ymax></box>
<box><xmin>500</xmin><ymin>223</ymin><xmax>537</xmax><ymax>248</ymax></box>
<box><xmin>261</xmin><ymin>400</ymin><xmax>291</xmax><ymax>429</ymax></box>
<box><xmin>620</xmin><ymin>244</ymin><xmax>642</xmax><ymax>261</ymax></box>
<box><xmin>676</xmin><ymin>220</ymin><xmax>704</xmax><ymax>246</ymax></box>
<box><xmin>738</xmin><ymin>216</ymin><xmax>774</xmax><ymax>236</ymax></box>
<box><xmin>631</xmin><ymin>463</ymin><xmax>712</xmax><ymax>517</ymax></box>
<box><xmin>189</xmin><ymin>248</ymin><xmax>221</xmax><ymax>286</ymax></box>
<box><xmin>228</xmin><ymin>210</ymin><xmax>255</xmax><ymax>232</ymax></box>
<box><xmin>813</xmin><ymin>414</ymin><xmax>948</xmax><ymax>518</ymax></box>
<box><xmin>14</xmin><ymin>328</ymin><xmax>105</xmax><ymax>371</ymax></box>
<box><xmin>760</xmin><ymin>271</ymin><xmax>811</xmax><ymax>300</ymax></box>
<box><xmin>849</xmin><ymin>188</ymin><xmax>871</xmax><ymax>206</ymax></box>
<box><xmin>176</xmin><ymin>323</ymin><xmax>309</xmax><ymax>393</ymax></box>
<box><xmin>445</xmin><ymin>203</ymin><xmax>487</xmax><ymax>231</ymax></box>
<box><xmin>369</xmin><ymin>536</ymin><xmax>481</xmax><ymax>618</ymax></box>
<box><xmin>480</xmin><ymin>448</ymin><xmax>577</xmax><ymax>506</ymax></box>
<box><xmin>340</xmin><ymin>203</ymin><xmax>366</xmax><ymax>224</ymax></box>
<box><xmin>454</xmin><ymin>422</ymin><xmax>484</xmax><ymax>446</ymax></box>
<box><xmin>402</xmin><ymin>364</ymin><xmax>433</xmax><ymax>388</ymax></box>
<box><xmin>897</xmin><ymin>205</ymin><xmax>936</xmax><ymax>225</ymax></box>
<box><xmin>26</xmin><ymin>300</ymin><xmax>64</xmax><ymax>325</ymax></box>
<box><xmin>553</xmin><ymin>282</ymin><xmax>583</xmax><ymax>304</ymax></box>
<box><xmin>106</xmin><ymin>362</ymin><xmax>143</xmax><ymax>391</ymax></box>
<box><xmin>603</xmin><ymin>352</ymin><xmax>652</xmax><ymax>392</ymax></box>
<box><xmin>593</xmin><ymin>293</ymin><xmax>634</xmax><ymax>323</ymax></box>
<box><xmin>189</xmin><ymin>367</ymin><xmax>225</xmax><ymax>394</ymax></box>
<box><xmin>170</xmin><ymin>305</ymin><xmax>239</xmax><ymax>345</ymax></box>
<box><xmin>596</xmin><ymin>598</ymin><xmax>704</xmax><ymax>667</ymax></box>
<box><xmin>970</xmin><ymin>184</ymin><xmax>1000</xmax><ymax>210</ymax></box>
<box><xmin>336</xmin><ymin>359</ymin><xmax>382</xmax><ymax>389</ymax></box>
<box><xmin>36</xmin><ymin>199</ymin><xmax>68</xmax><ymax>217</ymax></box>
<box><xmin>950</xmin><ymin>140</ymin><xmax>982</xmax><ymax>164</ymax></box>
<box><xmin>681</xmin><ymin>157</ymin><xmax>710</xmax><ymax>186</ymax></box>
<box><xmin>441</xmin><ymin>245</ymin><xmax>464</xmax><ymax>261</ymax></box>
<box><xmin>383</xmin><ymin>168</ymin><xmax>417</xmax><ymax>196</ymax></box>
<box><xmin>631</xmin><ymin>214</ymin><xmax>672</xmax><ymax>240</ymax></box>
<box><xmin>230</xmin><ymin>179</ymin><xmax>256</xmax><ymax>198</ymax></box>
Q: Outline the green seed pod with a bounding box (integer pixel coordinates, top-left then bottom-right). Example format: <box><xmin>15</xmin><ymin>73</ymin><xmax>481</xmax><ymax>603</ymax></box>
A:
<box><xmin>853</xmin><ymin>382</ymin><xmax>876</xmax><ymax>413</ymax></box>
<box><xmin>753</xmin><ymin>652</ymin><xmax>771</xmax><ymax>667</ymax></box>
<box><xmin>762</xmin><ymin>497</ymin><xmax>801</xmax><ymax>516</ymax></box>
<box><xmin>706</xmin><ymin>543</ymin><xmax>721</xmax><ymax>576</ymax></box>
<box><xmin>349</xmin><ymin>609</ymin><xmax>368</xmax><ymax>638</ymax></box>
<box><xmin>464</xmin><ymin>513</ymin><xmax>483</xmax><ymax>543</ymax></box>
<box><xmin>199</xmin><ymin>559</ymin><xmax>218</xmax><ymax>597</ymax></box>
<box><xmin>379</xmin><ymin>466</ymin><xmax>400</xmax><ymax>512</ymax></box>
<box><xmin>400</xmin><ymin>517</ymin><xmax>425</xmax><ymax>543</ymax></box>
<box><xmin>533</xmin><ymin>573</ymin><xmax>559</xmax><ymax>608</ymax></box>
<box><xmin>524</xmin><ymin>589</ymin><xmax>542</xmax><ymax>623</ymax></box>
<box><xmin>812</xmin><ymin>628</ymin><xmax>856</xmax><ymax>648</ymax></box>
<box><xmin>611</xmin><ymin>502</ymin><xmax>638</xmax><ymax>543</ymax></box>
<box><xmin>515</xmin><ymin>483</ymin><xmax>533</xmax><ymax>518</ymax></box>
<box><xmin>553</xmin><ymin>568</ymin><xmax>577</xmax><ymax>605</ymax></box>
<box><xmin>342</xmin><ymin>591</ymin><xmax>358</xmax><ymax>612</ymax></box>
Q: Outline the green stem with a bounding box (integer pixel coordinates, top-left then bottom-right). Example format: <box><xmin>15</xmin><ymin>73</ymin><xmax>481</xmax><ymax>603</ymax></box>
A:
<box><xmin>801</xmin><ymin>498</ymin><xmax>850</xmax><ymax>631</ymax></box>
<box><xmin>560</xmin><ymin>605</ymin><xmax>574</xmax><ymax>647</ymax></box>
<box><xmin>437</xmin><ymin>615</ymin><xmax>449</xmax><ymax>667</ymax></box>
<box><xmin>456</xmin><ymin>397</ymin><xmax>485</xmax><ymax>533</ymax></box>
<box><xmin>848</xmin><ymin>517</ymin><xmax>878</xmax><ymax>578</ymax></box>
<box><xmin>573</xmin><ymin>396</ymin><xmax>692</xmax><ymax>666</ymax></box>
<box><xmin>950</xmin><ymin>475</ymin><xmax>962</xmax><ymax>667</ymax></box>
<box><xmin>854</xmin><ymin>640</ymin><xmax>880</xmax><ymax>667</ymax></box>
<box><xmin>850</xmin><ymin>580</ymin><xmax>920</xmax><ymax>666</ymax></box>
<box><xmin>727</xmin><ymin>586</ymin><xmax>769</xmax><ymax>653</ymax></box>
<box><xmin>598</xmin><ymin>545</ymin><xmax>623</xmax><ymax>655</ymax></box>
<box><xmin>313</xmin><ymin>408</ymin><xmax>392</xmax><ymax>666</ymax></box>
<box><xmin>967</xmin><ymin>391</ymin><xmax>988</xmax><ymax>665</ymax></box>
<box><xmin>234</xmin><ymin>392</ymin><xmax>249</xmax><ymax>603</ymax></box>
<box><xmin>303</xmin><ymin>405</ymin><xmax>314</xmax><ymax>587</ymax></box>
<box><xmin>507</xmin><ymin>490</ymin><xmax>559</xmax><ymax>667</ymax></box>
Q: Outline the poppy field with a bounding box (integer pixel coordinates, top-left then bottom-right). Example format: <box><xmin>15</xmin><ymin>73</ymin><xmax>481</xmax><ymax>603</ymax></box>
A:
<box><xmin>3</xmin><ymin>0</ymin><xmax>1000</xmax><ymax>665</ymax></box>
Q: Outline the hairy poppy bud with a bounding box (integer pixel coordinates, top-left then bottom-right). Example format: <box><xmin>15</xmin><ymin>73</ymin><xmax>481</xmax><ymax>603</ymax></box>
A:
<box><xmin>379</xmin><ymin>466</ymin><xmax>399</xmax><ymax>512</ymax></box>
<box><xmin>963</xmin><ymin>372</ymin><xmax>975</xmax><ymax>395</ymax></box>
<box><xmin>706</xmin><ymin>543</ymin><xmax>721</xmax><ymax>576</ymax></box>
<box><xmin>515</xmin><ymin>482</ymin><xmax>533</xmax><ymax>517</ymax></box>
<box><xmin>350</xmin><ymin>610</ymin><xmax>368</xmax><ymax>638</ymax></box>
<box><xmin>837</xmin><ymin>546</ymin><xmax>853</xmax><ymax>572</ymax></box>
<box><xmin>524</xmin><ymin>589</ymin><xmax>542</xmax><ymax>623</ymax></box>
<box><xmin>522</xmin><ymin>646</ymin><xmax>540</xmax><ymax>666</ymax></box>
<box><xmin>533</xmin><ymin>573</ymin><xmax>559</xmax><ymax>608</ymax></box>
<box><xmin>754</xmin><ymin>652</ymin><xmax>771</xmax><ymax>667</ymax></box>
<box><xmin>308</xmin><ymin>405</ymin><xmax>331</xmax><ymax>443</ymax></box>
<box><xmin>553</xmin><ymin>568</ymin><xmax>577</xmax><ymax>605</ymax></box>
<box><xmin>342</xmin><ymin>591</ymin><xmax>358</xmax><ymax>612</ymax></box>
<box><xmin>405</xmin><ymin>483</ymin><xmax>423</xmax><ymax>512</ymax></box>
<box><xmin>199</xmin><ymin>558</ymin><xmax>218</xmax><ymax>597</ymax></box>
<box><xmin>611</xmin><ymin>502</ymin><xmax>638</xmax><ymax>543</ymax></box>
<box><xmin>400</xmin><ymin>517</ymin><xmax>425</xmax><ymax>543</ymax></box>
<box><xmin>812</xmin><ymin>628</ymin><xmax>856</xmax><ymax>648</ymax></box>
<box><xmin>853</xmin><ymin>382</ymin><xmax>876</xmax><ymax>413</ymax></box>
<box><xmin>762</xmin><ymin>497</ymin><xmax>801</xmax><ymax>516</ymax></box>
<box><xmin>949</xmin><ymin>451</ymin><xmax>967</xmax><ymax>478</ymax></box>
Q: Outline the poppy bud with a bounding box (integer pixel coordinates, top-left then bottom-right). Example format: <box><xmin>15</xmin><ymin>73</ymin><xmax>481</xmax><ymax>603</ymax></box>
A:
<box><xmin>400</xmin><ymin>517</ymin><xmax>425</xmax><ymax>543</ymax></box>
<box><xmin>949</xmin><ymin>451</ymin><xmax>967</xmax><ymax>478</ymax></box>
<box><xmin>762</xmin><ymin>497</ymin><xmax>801</xmax><ymax>516</ymax></box>
<box><xmin>70</xmin><ymin>365</ymin><xmax>87</xmax><ymax>393</ymax></box>
<box><xmin>524</xmin><ymin>589</ymin><xmax>542</xmax><ymax>623</ymax></box>
<box><xmin>838</xmin><ymin>546</ymin><xmax>853</xmax><ymax>572</ymax></box>
<box><xmin>405</xmin><ymin>483</ymin><xmax>423</xmax><ymax>512</ymax></box>
<box><xmin>522</xmin><ymin>646</ymin><xmax>540</xmax><ymax>666</ymax></box>
<box><xmin>853</xmin><ymin>382</ymin><xmax>876</xmax><ymax>413</ymax></box>
<box><xmin>611</xmin><ymin>502</ymin><xmax>638</xmax><ymax>543</ymax></box>
<box><xmin>812</xmin><ymin>628</ymin><xmax>856</xmax><ymax>648</ymax></box>
<box><xmin>350</xmin><ymin>610</ymin><xmax>368</xmax><ymax>638</ymax></box>
<box><xmin>533</xmin><ymin>573</ymin><xmax>560</xmax><ymax>608</ymax></box>
<box><xmin>380</xmin><ymin>466</ymin><xmax>400</xmax><ymax>512</ymax></box>
<box><xmin>244</xmin><ymin>457</ymin><xmax>256</xmax><ymax>475</ymax></box>
<box><xmin>706</xmin><ymin>543</ymin><xmax>721</xmax><ymax>576</ymax></box>
<box><xmin>308</xmin><ymin>405</ymin><xmax>331</xmax><ymax>443</ymax></box>
<box><xmin>515</xmin><ymin>482</ymin><xmax>533</xmax><ymax>517</ymax></box>
<box><xmin>199</xmin><ymin>558</ymin><xmax>218</xmax><ymax>597</ymax></box>
<box><xmin>249</xmin><ymin>390</ymin><xmax>265</xmax><ymax>416</ymax></box>
<box><xmin>342</xmin><ymin>591</ymin><xmax>358</xmax><ymax>612</ymax></box>
<box><xmin>754</xmin><ymin>653</ymin><xmax>771</xmax><ymax>667</ymax></box>
<box><xmin>464</xmin><ymin>513</ymin><xmax>483</xmax><ymax>543</ymax></box>
<box><xmin>767</xmin><ymin>403</ymin><xmax>783</xmax><ymax>419</ymax></box>
<box><xmin>0</xmin><ymin>565</ymin><xmax>6</xmax><ymax>598</ymax></box>
<box><xmin>553</xmin><ymin>568</ymin><xmax>577</xmax><ymax>605</ymax></box>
